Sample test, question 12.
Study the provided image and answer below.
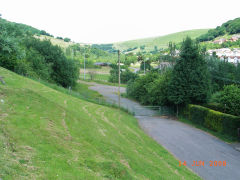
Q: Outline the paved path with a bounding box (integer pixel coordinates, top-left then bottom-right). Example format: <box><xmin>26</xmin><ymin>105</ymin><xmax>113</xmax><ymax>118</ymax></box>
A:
<box><xmin>81</xmin><ymin>81</ymin><xmax>240</xmax><ymax>180</ymax></box>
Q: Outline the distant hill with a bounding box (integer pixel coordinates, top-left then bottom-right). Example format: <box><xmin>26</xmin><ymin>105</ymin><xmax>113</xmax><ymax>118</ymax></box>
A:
<box><xmin>197</xmin><ymin>17</ymin><xmax>240</xmax><ymax>42</ymax></box>
<box><xmin>113</xmin><ymin>29</ymin><xmax>209</xmax><ymax>52</ymax></box>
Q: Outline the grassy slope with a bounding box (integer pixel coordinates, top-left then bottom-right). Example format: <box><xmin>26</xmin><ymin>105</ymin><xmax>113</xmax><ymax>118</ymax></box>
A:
<box><xmin>35</xmin><ymin>35</ymin><xmax>75</xmax><ymax>49</ymax></box>
<box><xmin>0</xmin><ymin>67</ymin><xmax>199</xmax><ymax>179</ymax></box>
<box><xmin>114</xmin><ymin>29</ymin><xmax>209</xmax><ymax>51</ymax></box>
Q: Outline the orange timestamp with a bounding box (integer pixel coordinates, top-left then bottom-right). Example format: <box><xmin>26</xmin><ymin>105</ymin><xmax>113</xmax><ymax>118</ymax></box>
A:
<box><xmin>179</xmin><ymin>160</ymin><xmax>226</xmax><ymax>167</ymax></box>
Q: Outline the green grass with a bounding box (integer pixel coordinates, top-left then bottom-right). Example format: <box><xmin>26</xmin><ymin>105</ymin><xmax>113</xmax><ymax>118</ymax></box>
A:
<box><xmin>178</xmin><ymin>116</ymin><xmax>238</xmax><ymax>143</ymax></box>
<box><xmin>35</xmin><ymin>35</ymin><xmax>74</xmax><ymax>49</ymax></box>
<box><xmin>79</xmin><ymin>73</ymin><xmax>110</xmax><ymax>82</ymax></box>
<box><xmin>114</xmin><ymin>29</ymin><xmax>209</xmax><ymax>52</ymax></box>
<box><xmin>0</xmin><ymin>67</ymin><xmax>200</xmax><ymax>179</ymax></box>
<box><xmin>79</xmin><ymin>67</ymin><xmax>111</xmax><ymax>82</ymax></box>
<box><xmin>79</xmin><ymin>79</ymin><xmax>127</xmax><ymax>87</ymax></box>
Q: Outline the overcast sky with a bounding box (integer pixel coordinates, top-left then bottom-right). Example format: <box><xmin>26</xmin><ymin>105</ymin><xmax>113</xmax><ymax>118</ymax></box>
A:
<box><xmin>1</xmin><ymin>0</ymin><xmax>239</xmax><ymax>44</ymax></box>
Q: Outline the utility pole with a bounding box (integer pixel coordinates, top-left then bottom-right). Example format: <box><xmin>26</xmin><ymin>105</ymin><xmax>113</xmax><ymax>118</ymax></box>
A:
<box><xmin>118</xmin><ymin>50</ymin><xmax>121</xmax><ymax>109</ymax></box>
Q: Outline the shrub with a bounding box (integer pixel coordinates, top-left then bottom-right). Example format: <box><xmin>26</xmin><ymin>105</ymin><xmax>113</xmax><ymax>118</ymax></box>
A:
<box><xmin>204</xmin><ymin>110</ymin><xmax>223</xmax><ymax>132</ymax></box>
<box><xmin>64</xmin><ymin>38</ymin><xmax>71</xmax><ymax>42</ymax></box>
<box><xmin>126</xmin><ymin>72</ymin><xmax>160</xmax><ymax>104</ymax></box>
<box><xmin>188</xmin><ymin>105</ymin><xmax>208</xmax><ymax>125</ymax></box>
<box><xmin>146</xmin><ymin>70</ymin><xmax>172</xmax><ymax>105</ymax></box>
<box><xmin>185</xmin><ymin>104</ymin><xmax>240</xmax><ymax>137</ymax></box>
<box><xmin>217</xmin><ymin>85</ymin><xmax>240</xmax><ymax>116</ymax></box>
<box><xmin>203</xmin><ymin>102</ymin><xmax>224</xmax><ymax>113</ymax></box>
<box><xmin>109</xmin><ymin>64</ymin><xmax>138</xmax><ymax>84</ymax></box>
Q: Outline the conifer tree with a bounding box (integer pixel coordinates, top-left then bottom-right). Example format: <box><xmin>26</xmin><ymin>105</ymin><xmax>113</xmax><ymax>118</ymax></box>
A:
<box><xmin>168</xmin><ymin>37</ymin><xmax>210</xmax><ymax>111</ymax></box>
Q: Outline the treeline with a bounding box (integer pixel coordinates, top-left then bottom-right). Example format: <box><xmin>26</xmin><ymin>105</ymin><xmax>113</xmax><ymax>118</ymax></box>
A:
<box><xmin>91</xmin><ymin>44</ymin><xmax>118</xmax><ymax>53</ymax></box>
<box><xmin>197</xmin><ymin>17</ymin><xmax>240</xmax><ymax>42</ymax></box>
<box><xmin>127</xmin><ymin>37</ymin><xmax>240</xmax><ymax>116</ymax></box>
<box><xmin>0</xmin><ymin>17</ymin><xmax>79</xmax><ymax>88</ymax></box>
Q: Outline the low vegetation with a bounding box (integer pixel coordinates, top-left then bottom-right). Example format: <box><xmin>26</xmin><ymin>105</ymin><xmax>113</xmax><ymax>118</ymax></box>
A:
<box><xmin>0</xmin><ymin>18</ymin><xmax>79</xmax><ymax>88</ymax></box>
<box><xmin>108</xmin><ymin>64</ymin><xmax>138</xmax><ymax>84</ymax></box>
<box><xmin>183</xmin><ymin>104</ymin><xmax>240</xmax><ymax>140</ymax></box>
<box><xmin>0</xmin><ymin>67</ymin><xmax>200</xmax><ymax>179</ymax></box>
<box><xmin>209</xmin><ymin>85</ymin><xmax>240</xmax><ymax>116</ymax></box>
<box><xmin>197</xmin><ymin>17</ymin><xmax>240</xmax><ymax>42</ymax></box>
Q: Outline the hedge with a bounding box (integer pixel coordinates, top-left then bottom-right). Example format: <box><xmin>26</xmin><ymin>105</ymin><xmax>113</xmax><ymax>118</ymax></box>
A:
<box><xmin>184</xmin><ymin>104</ymin><xmax>240</xmax><ymax>137</ymax></box>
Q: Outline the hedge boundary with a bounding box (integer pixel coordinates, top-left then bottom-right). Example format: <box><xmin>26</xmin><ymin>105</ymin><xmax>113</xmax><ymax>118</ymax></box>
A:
<box><xmin>184</xmin><ymin>104</ymin><xmax>240</xmax><ymax>138</ymax></box>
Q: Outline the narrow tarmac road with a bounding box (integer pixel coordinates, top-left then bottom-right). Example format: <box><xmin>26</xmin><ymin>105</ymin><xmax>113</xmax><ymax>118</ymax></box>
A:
<box><xmin>80</xmin><ymin>81</ymin><xmax>240</xmax><ymax>180</ymax></box>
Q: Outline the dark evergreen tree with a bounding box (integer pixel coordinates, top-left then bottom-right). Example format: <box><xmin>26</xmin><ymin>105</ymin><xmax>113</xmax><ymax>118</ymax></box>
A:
<box><xmin>168</xmin><ymin>37</ymin><xmax>210</xmax><ymax>109</ymax></box>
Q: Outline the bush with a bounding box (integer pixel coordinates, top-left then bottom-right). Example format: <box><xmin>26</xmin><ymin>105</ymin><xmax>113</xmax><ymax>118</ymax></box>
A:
<box><xmin>188</xmin><ymin>105</ymin><xmax>208</xmax><ymax>125</ymax></box>
<box><xmin>24</xmin><ymin>38</ymin><xmax>79</xmax><ymax>87</ymax></box>
<box><xmin>146</xmin><ymin>70</ymin><xmax>172</xmax><ymax>105</ymax></box>
<box><xmin>203</xmin><ymin>102</ymin><xmax>224</xmax><ymax>113</ymax></box>
<box><xmin>64</xmin><ymin>38</ymin><xmax>71</xmax><ymax>42</ymax></box>
<box><xmin>126</xmin><ymin>72</ymin><xmax>160</xmax><ymax>104</ymax></box>
<box><xmin>109</xmin><ymin>64</ymin><xmax>137</xmax><ymax>84</ymax></box>
<box><xmin>217</xmin><ymin>85</ymin><xmax>240</xmax><ymax>116</ymax></box>
<box><xmin>185</xmin><ymin>104</ymin><xmax>240</xmax><ymax>137</ymax></box>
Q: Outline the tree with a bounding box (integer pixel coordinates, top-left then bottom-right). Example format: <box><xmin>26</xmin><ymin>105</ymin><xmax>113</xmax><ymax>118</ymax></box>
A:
<box><xmin>64</xmin><ymin>38</ymin><xmax>71</xmax><ymax>42</ymax></box>
<box><xmin>168</xmin><ymin>37</ymin><xmax>210</xmax><ymax>112</ymax></box>
<box><xmin>140</xmin><ymin>45</ymin><xmax>145</xmax><ymax>50</ymax></box>
<box><xmin>168</xmin><ymin>42</ymin><xmax>177</xmax><ymax>65</ymax></box>
<box><xmin>214</xmin><ymin>85</ymin><xmax>240</xmax><ymax>116</ymax></box>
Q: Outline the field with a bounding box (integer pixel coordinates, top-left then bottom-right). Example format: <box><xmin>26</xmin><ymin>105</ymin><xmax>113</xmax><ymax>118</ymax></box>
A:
<box><xmin>34</xmin><ymin>35</ymin><xmax>76</xmax><ymax>49</ymax></box>
<box><xmin>114</xmin><ymin>29</ymin><xmax>209</xmax><ymax>52</ymax></box>
<box><xmin>0</xmin><ymin>67</ymin><xmax>199</xmax><ymax>179</ymax></box>
<box><xmin>79</xmin><ymin>67</ymin><xmax>111</xmax><ymax>82</ymax></box>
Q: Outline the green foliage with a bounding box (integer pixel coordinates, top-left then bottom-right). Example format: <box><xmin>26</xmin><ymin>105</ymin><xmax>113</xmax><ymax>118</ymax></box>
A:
<box><xmin>197</xmin><ymin>17</ymin><xmax>240</xmax><ymax>42</ymax></box>
<box><xmin>63</xmin><ymin>37</ymin><xmax>71</xmax><ymax>42</ymax></box>
<box><xmin>145</xmin><ymin>70</ymin><xmax>172</xmax><ymax>105</ymax></box>
<box><xmin>91</xmin><ymin>44</ymin><xmax>117</xmax><ymax>53</ymax></box>
<box><xmin>168</xmin><ymin>37</ymin><xmax>210</xmax><ymax>106</ymax></box>
<box><xmin>140</xmin><ymin>60</ymin><xmax>151</xmax><ymax>71</ymax></box>
<box><xmin>127</xmin><ymin>72</ymin><xmax>160</xmax><ymax>104</ymax></box>
<box><xmin>24</xmin><ymin>37</ymin><xmax>79</xmax><ymax>87</ymax></box>
<box><xmin>0</xmin><ymin>18</ymin><xmax>79</xmax><ymax>88</ymax></box>
<box><xmin>56</xmin><ymin>36</ymin><xmax>63</xmax><ymax>40</ymax></box>
<box><xmin>185</xmin><ymin>104</ymin><xmax>240</xmax><ymax>138</ymax></box>
<box><xmin>213</xmin><ymin>85</ymin><xmax>240</xmax><ymax>116</ymax></box>
<box><xmin>40</xmin><ymin>30</ymin><xmax>53</xmax><ymax>37</ymax></box>
<box><xmin>124</xmin><ymin>53</ymin><xmax>137</xmax><ymax>66</ymax></box>
<box><xmin>109</xmin><ymin>64</ymin><xmax>138</xmax><ymax>84</ymax></box>
<box><xmin>206</xmin><ymin>56</ymin><xmax>240</xmax><ymax>92</ymax></box>
<box><xmin>0</xmin><ymin>33</ymin><xmax>20</xmax><ymax>71</ymax></box>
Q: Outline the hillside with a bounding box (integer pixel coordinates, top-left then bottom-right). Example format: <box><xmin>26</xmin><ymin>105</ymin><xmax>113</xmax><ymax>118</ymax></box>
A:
<box><xmin>0</xmin><ymin>67</ymin><xmax>199</xmax><ymax>179</ymax></box>
<box><xmin>197</xmin><ymin>17</ymin><xmax>240</xmax><ymax>42</ymax></box>
<box><xmin>35</xmin><ymin>35</ymin><xmax>75</xmax><ymax>49</ymax></box>
<box><xmin>113</xmin><ymin>29</ymin><xmax>209</xmax><ymax>52</ymax></box>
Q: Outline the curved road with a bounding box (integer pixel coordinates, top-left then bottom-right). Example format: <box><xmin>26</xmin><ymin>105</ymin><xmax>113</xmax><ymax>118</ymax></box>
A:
<box><xmin>81</xmin><ymin>81</ymin><xmax>240</xmax><ymax>180</ymax></box>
